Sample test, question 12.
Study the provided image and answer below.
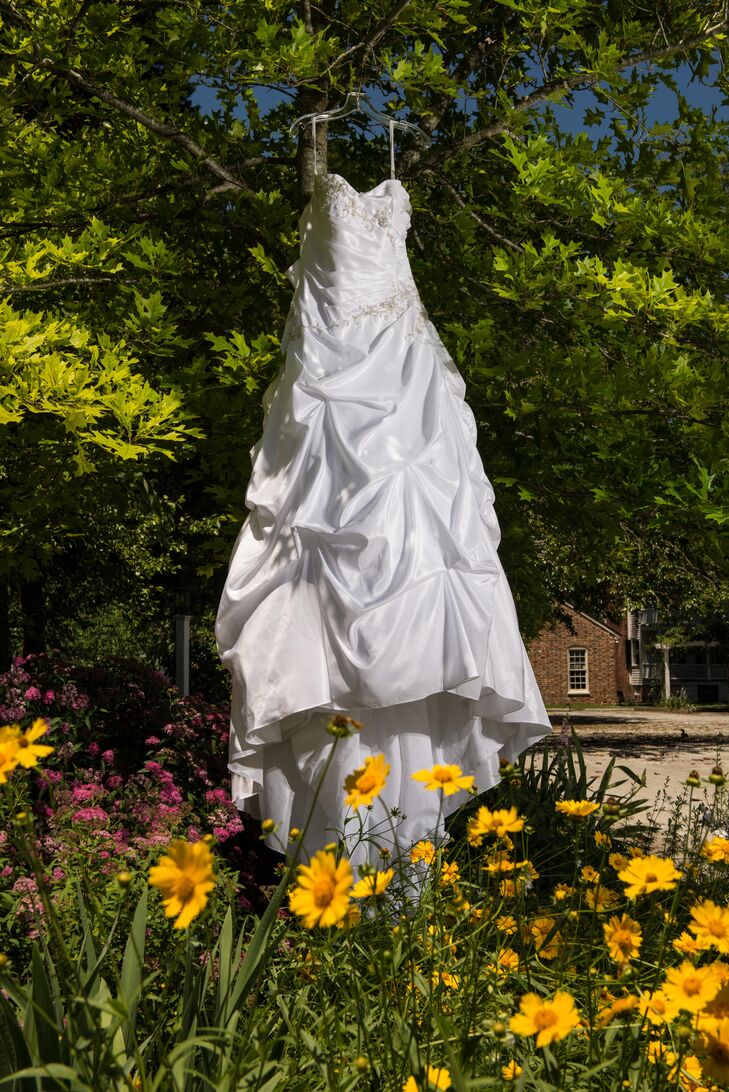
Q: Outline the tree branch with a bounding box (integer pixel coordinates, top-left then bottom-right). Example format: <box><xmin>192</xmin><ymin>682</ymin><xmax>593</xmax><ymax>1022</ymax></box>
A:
<box><xmin>2</xmin><ymin>276</ymin><xmax>127</xmax><ymax>292</ymax></box>
<box><xmin>408</xmin><ymin>18</ymin><xmax>729</xmax><ymax>175</ymax></box>
<box><xmin>321</xmin><ymin>0</ymin><xmax>412</xmax><ymax>78</ymax></box>
<box><xmin>36</xmin><ymin>58</ymin><xmax>255</xmax><ymax>196</ymax></box>
<box><xmin>431</xmin><ymin>170</ymin><xmax>524</xmax><ymax>252</ymax></box>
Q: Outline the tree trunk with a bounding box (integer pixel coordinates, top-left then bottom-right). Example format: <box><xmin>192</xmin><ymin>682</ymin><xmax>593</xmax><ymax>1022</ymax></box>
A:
<box><xmin>294</xmin><ymin>84</ymin><xmax>330</xmax><ymax>206</ymax></box>
<box><xmin>662</xmin><ymin>645</ymin><xmax>671</xmax><ymax>700</ymax></box>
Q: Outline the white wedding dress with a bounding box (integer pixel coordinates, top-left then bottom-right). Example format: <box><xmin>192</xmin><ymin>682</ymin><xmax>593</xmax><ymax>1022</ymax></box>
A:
<box><xmin>215</xmin><ymin>153</ymin><xmax>552</xmax><ymax>864</ymax></box>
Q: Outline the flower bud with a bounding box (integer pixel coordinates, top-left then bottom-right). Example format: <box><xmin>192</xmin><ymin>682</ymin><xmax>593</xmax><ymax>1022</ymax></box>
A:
<box><xmin>261</xmin><ymin>818</ymin><xmax>276</xmax><ymax>835</ymax></box>
<box><xmin>685</xmin><ymin>770</ymin><xmax>701</xmax><ymax>787</ymax></box>
<box><xmin>326</xmin><ymin>714</ymin><xmax>364</xmax><ymax>737</ymax></box>
<box><xmin>602</xmin><ymin>797</ymin><xmax>621</xmax><ymax>817</ymax></box>
<box><xmin>355</xmin><ymin>1056</ymin><xmax>369</xmax><ymax>1072</ymax></box>
<box><xmin>289</xmin><ymin>828</ymin><xmax>302</xmax><ymax>841</ymax></box>
<box><xmin>14</xmin><ymin>810</ymin><xmax>29</xmax><ymax>824</ymax></box>
<box><xmin>0</xmin><ymin>953</ymin><xmax>9</xmax><ymax>970</ymax></box>
<box><xmin>492</xmin><ymin>1020</ymin><xmax>507</xmax><ymax>1038</ymax></box>
<box><xmin>710</xmin><ymin>766</ymin><xmax>727</xmax><ymax>787</ymax></box>
<box><xmin>116</xmin><ymin>871</ymin><xmax>133</xmax><ymax>888</ymax></box>
<box><xmin>203</xmin><ymin>833</ymin><xmax>215</xmax><ymax>845</ymax></box>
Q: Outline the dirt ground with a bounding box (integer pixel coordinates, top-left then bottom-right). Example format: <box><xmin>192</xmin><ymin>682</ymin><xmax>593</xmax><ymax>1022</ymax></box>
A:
<box><xmin>543</xmin><ymin>707</ymin><xmax>729</xmax><ymax>828</ymax></box>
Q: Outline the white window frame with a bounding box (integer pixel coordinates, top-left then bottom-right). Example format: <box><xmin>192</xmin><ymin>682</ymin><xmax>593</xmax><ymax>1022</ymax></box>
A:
<box><xmin>567</xmin><ymin>647</ymin><xmax>589</xmax><ymax>695</ymax></box>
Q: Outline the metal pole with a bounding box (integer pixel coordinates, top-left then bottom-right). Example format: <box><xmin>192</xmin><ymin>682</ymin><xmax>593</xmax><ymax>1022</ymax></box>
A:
<box><xmin>174</xmin><ymin>614</ymin><xmax>191</xmax><ymax>696</ymax></box>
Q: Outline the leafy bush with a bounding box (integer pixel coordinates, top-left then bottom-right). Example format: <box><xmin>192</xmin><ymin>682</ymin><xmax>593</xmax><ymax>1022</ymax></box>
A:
<box><xmin>4</xmin><ymin>698</ymin><xmax>729</xmax><ymax>1089</ymax></box>
<box><xmin>0</xmin><ymin>652</ymin><xmax>280</xmax><ymax>976</ymax></box>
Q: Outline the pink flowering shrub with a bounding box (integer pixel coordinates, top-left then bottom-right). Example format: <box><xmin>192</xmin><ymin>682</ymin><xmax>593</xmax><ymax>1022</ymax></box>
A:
<box><xmin>0</xmin><ymin>651</ymin><xmax>281</xmax><ymax>966</ymax></box>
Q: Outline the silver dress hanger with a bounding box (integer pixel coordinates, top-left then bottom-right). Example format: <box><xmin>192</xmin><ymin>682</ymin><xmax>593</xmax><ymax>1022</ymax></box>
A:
<box><xmin>289</xmin><ymin>90</ymin><xmax>431</xmax><ymax>179</ymax></box>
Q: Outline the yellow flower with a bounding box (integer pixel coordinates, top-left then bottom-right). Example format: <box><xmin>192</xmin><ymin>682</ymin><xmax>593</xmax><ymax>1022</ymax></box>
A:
<box><xmin>343</xmin><ymin>753</ymin><xmax>390</xmax><ymax>808</ymax></box>
<box><xmin>673</xmin><ymin>931</ymin><xmax>706</xmax><ymax>956</ymax></box>
<box><xmin>553</xmin><ymin>883</ymin><xmax>574</xmax><ymax>901</ymax></box>
<box><xmin>529</xmin><ymin>917</ymin><xmax>561</xmax><ymax>961</ymax></box>
<box><xmin>609</xmin><ymin>852</ymin><xmax>631</xmax><ymax>871</ymax></box>
<box><xmin>510</xmin><ymin>991</ymin><xmax>581</xmax><ymax>1046</ymax></box>
<box><xmin>411</xmin><ymin>764</ymin><xmax>474</xmax><ymax>796</ymax></box>
<box><xmin>693</xmin><ymin>1017</ymin><xmax>729</xmax><ymax>1085</ymax></box>
<box><xmin>497</xmin><ymin>914</ymin><xmax>518</xmax><ymax>935</ymax></box>
<box><xmin>466</xmin><ymin>805</ymin><xmax>525</xmax><ymax>845</ymax></box>
<box><xmin>351</xmin><ymin>868</ymin><xmax>393</xmax><ymax>898</ymax></box>
<box><xmin>594</xmin><ymin>830</ymin><xmax>612</xmax><ymax>848</ymax></box>
<box><xmin>668</xmin><ymin>1052</ymin><xmax>704</xmax><ymax>1091</ymax></box>
<box><xmin>689</xmin><ymin>900</ymin><xmax>729</xmax><ymax>954</ymax></box>
<box><xmin>432</xmin><ymin>969</ymin><xmax>459</xmax><ymax>990</ymax></box>
<box><xmin>702</xmin><ymin>837</ymin><xmax>729</xmax><ymax>864</ymax></box>
<box><xmin>439</xmin><ymin>861</ymin><xmax>460</xmax><ymax>887</ymax></box>
<box><xmin>497</xmin><ymin>948</ymin><xmax>520</xmax><ymax>973</ymax></box>
<box><xmin>449</xmin><ymin>886</ymin><xmax>470</xmax><ymax>913</ymax></box>
<box><xmin>410</xmin><ymin>840</ymin><xmax>436</xmax><ymax>865</ymax></box>
<box><xmin>0</xmin><ymin>726</ymin><xmax>21</xmax><ymax>784</ymax></box>
<box><xmin>519</xmin><ymin>859</ymin><xmax>539</xmax><ymax>883</ymax></box>
<box><xmin>402</xmin><ymin>1067</ymin><xmax>451</xmax><ymax>1091</ymax></box>
<box><xmin>426</xmin><ymin>924</ymin><xmax>457</xmax><ymax>956</ymax></box>
<box><xmin>646</xmin><ymin>1039</ymin><xmax>667</xmax><ymax>1065</ymax></box>
<box><xmin>638</xmin><ymin>989</ymin><xmax>679</xmax><ymax>1025</ymax></box>
<box><xmin>580</xmin><ymin>865</ymin><xmax>600</xmax><ymax>884</ymax></box>
<box><xmin>148</xmin><ymin>838</ymin><xmax>216</xmax><ymax>929</ymax></box>
<box><xmin>502</xmin><ymin>1061</ymin><xmax>522</xmax><ymax>1081</ymax></box>
<box><xmin>603</xmin><ymin>914</ymin><xmax>642</xmax><ymax>963</ymax></box>
<box><xmin>596</xmin><ymin>994</ymin><xmax>639</xmax><ymax>1028</ymax></box>
<box><xmin>617</xmin><ymin>854</ymin><xmax>681</xmax><ymax>898</ymax></box>
<box><xmin>663</xmin><ymin>961</ymin><xmax>722</xmax><ymax>1014</ymax></box>
<box><xmin>556</xmin><ymin>799</ymin><xmax>600</xmax><ymax>819</ymax></box>
<box><xmin>699</xmin><ymin>984</ymin><xmax>729</xmax><ymax>1029</ymax></box>
<box><xmin>483</xmin><ymin>859</ymin><xmax>516</xmax><ymax>874</ymax></box>
<box><xmin>14</xmin><ymin>718</ymin><xmax>55</xmax><ymax>768</ymax></box>
<box><xmin>288</xmin><ymin>850</ymin><xmax>353</xmax><ymax>927</ymax></box>
<box><xmin>335</xmin><ymin>903</ymin><xmax>362</xmax><ymax>929</ymax></box>
<box><xmin>585</xmin><ymin>885</ymin><xmax>620</xmax><ymax>912</ymax></box>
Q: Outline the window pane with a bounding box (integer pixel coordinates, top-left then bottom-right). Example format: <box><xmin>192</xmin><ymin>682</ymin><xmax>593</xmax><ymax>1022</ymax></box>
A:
<box><xmin>568</xmin><ymin>648</ymin><xmax>588</xmax><ymax>691</ymax></box>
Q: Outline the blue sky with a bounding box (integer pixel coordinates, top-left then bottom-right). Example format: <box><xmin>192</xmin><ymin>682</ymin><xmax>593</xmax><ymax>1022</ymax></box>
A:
<box><xmin>191</xmin><ymin>59</ymin><xmax>727</xmax><ymax>143</ymax></box>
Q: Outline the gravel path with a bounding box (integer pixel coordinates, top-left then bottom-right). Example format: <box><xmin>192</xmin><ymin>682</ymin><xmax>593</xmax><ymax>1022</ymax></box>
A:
<box><xmin>543</xmin><ymin>708</ymin><xmax>729</xmax><ymax>828</ymax></box>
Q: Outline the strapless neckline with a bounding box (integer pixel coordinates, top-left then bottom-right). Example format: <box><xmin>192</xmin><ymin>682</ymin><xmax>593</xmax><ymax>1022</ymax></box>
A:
<box><xmin>314</xmin><ymin>171</ymin><xmax>407</xmax><ymax>199</ymax></box>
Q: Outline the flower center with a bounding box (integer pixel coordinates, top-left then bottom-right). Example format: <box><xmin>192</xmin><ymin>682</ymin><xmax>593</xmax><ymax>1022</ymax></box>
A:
<box><xmin>313</xmin><ymin>879</ymin><xmax>335</xmax><ymax>909</ymax></box>
<box><xmin>710</xmin><ymin>1040</ymin><xmax>729</xmax><ymax>1063</ymax></box>
<box><xmin>177</xmin><ymin>875</ymin><xmax>196</xmax><ymax>900</ymax></box>
<box><xmin>357</xmin><ymin>772</ymin><xmax>377</xmax><ymax>793</ymax></box>
<box><xmin>533</xmin><ymin>1008</ymin><xmax>558</xmax><ymax>1030</ymax></box>
<box><xmin>683</xmin><ymin>976</ymin><xmax>702</xmax><ymax>996</ymax></box>
<box><xmin>614</xmin><ymin>930</ymin><xmax>634</xmax><ymax>954</ymax></box>
<box><xmin>434</xmin><ymin>769</ymin><xmax>452</xmax><ymax>783</ymax></box>
<box><xmin>709</xmin><ymin>920</ymin><xmax>727</xmax><ymax>937</ymax></box>
<box><xmin>644</xmin><ymin>872</ymin><xmax>658</xmax><ymax>884</ymax></box>
<box><xmin>18</xmin><ymin>738</ymin><xmax>29</xmax><ymax>748</ymax></box>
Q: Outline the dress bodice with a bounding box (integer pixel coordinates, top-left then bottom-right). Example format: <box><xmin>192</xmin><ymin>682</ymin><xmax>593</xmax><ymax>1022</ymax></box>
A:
<box><xmin>282</xmin><ymin>172</ymin><xmax>424</xmax><ymax>348</ymax></box>
<box><xmin>309</xmin><ymin>172</ymin><xmax>413</xmax><ymax>245</ymax></box>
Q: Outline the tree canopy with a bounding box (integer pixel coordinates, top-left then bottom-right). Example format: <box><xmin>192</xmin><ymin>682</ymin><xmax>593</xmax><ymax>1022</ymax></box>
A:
<box><xmin>1</xmin><ymin>0</ymin><xmax>728</xmax><ymax>672</ymax></box>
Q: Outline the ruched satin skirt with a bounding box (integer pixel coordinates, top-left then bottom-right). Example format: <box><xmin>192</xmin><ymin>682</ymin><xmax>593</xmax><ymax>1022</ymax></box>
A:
<box><xmin>216</xmin><ymin>176</ymin><xmax>552</xmax><ymax>865</ymax></box>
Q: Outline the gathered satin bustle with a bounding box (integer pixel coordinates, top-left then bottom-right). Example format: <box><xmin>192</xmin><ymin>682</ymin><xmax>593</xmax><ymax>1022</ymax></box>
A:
<box><xmin>215</xmin><ymin>171</ymin><xmax>552</xmax><ymax>865</ymax></box>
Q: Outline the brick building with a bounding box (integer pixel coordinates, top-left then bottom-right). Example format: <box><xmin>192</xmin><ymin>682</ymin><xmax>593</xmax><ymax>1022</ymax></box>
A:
<box><xmin>528</xmin><ymin>605</ymin><xmax>632</xmax><ymax>707</ymax></box>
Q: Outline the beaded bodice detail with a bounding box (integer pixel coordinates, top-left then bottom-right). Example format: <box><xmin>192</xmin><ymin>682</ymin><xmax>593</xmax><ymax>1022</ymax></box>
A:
<box><xmin>282</xmin><ymin>172</ymin><xmax>428</xmax><ymax>350</ymax></box>
<box><xmin>312</xmin><ymin>173</ymin><xmax>406</xmax><ymax>247</ymax></box>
